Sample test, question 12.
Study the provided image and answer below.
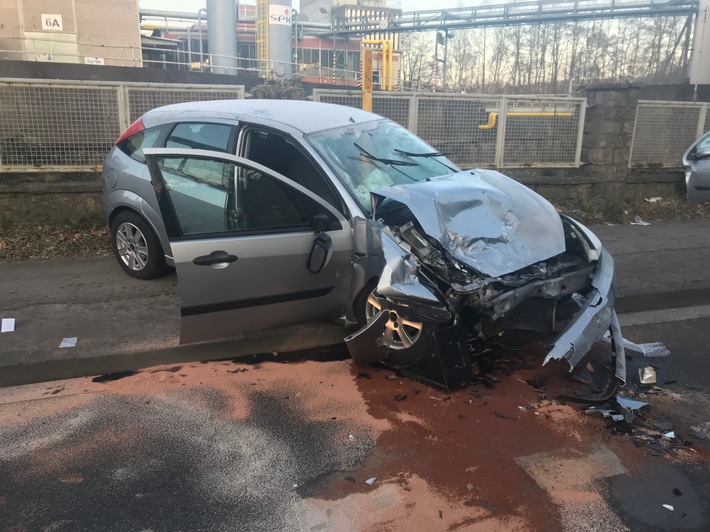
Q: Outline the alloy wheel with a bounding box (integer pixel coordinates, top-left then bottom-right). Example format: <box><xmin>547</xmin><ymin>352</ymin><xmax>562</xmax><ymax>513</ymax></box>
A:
<box><xmin>365</xmin><ymin>293</ymin><xmax>424</xmax><ymax>350</ymax></box>
<box><xmin>115</xmin><ymin>222</ymin><xmax>149</xmax><ymax>271</ymax></box>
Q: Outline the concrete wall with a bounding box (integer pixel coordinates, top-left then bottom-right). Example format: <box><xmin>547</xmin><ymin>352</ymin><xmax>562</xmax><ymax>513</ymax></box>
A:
<box><xmin>509</xmin><ymin>83</ymin><xmax>710</xmax><ymax>202</ymax></box>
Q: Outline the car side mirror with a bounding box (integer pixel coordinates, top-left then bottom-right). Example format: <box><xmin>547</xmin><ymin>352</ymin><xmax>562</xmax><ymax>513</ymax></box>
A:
<box><xmin>307</xmin><ymin>232</ymin><xmax>332</xmax><ymax>274</ymax></box>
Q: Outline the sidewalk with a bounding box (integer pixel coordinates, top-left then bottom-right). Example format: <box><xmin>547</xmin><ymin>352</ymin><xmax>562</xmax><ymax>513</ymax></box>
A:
<box><xmin>3</xmin><ymin>218</ymin><xmax>710</xmax><ymax>387</ymax></box>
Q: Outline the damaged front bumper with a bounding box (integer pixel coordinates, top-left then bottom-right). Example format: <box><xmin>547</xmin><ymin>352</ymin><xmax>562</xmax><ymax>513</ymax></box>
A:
<box><xmin>345</xmin><ymin>244</ymin><xmax>626</xmax><ymax>388</ymax></box>
<box><xmin>544</xmin><ymin>249</ymin><xmax>626</xmax><ymax>383</ymax></box>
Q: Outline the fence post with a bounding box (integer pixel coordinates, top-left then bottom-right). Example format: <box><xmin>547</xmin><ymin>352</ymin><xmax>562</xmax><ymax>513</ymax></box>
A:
<box><xmin>117</xmin><ymin>84</ymin><xmax>131</xmax><ymax>132</ymax></box>
<box><xmin>697</xmin><ymin>104</ymin><xmax>708</xmax><ymax>140</ymax></box>
<box><xmin>628</xmin><ymin>104</ymin><xmax>641</xmax><ymax>168</ymax></box>
<box><xmin>575</xmin><ymin>98</ymin><xmax>587</xmax><ymax>167</ymax></box>
<box><xmin>495</xmin><ymin>96</ymin><xmax>508</xmax><ymax>168</ymax></box>
<box><xmin>408</xmin><ymin>93</ymin><xmax>418</xmax><ymax>134</ymax></box>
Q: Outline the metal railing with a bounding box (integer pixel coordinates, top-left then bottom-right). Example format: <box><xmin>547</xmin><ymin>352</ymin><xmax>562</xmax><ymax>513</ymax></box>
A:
<box><xmin>0</xmin><ymin>35</ymin><xmax>362</xmax><ymax>86</ymax></box>
<box><xmin>0</xmin><ymin>79</ymin><xmax>245</xmax><ymax>172</ymax></box>
<box><xmin>629</xmin><ymin>101</ymin><xmax>710</xmax><ymax>168</ymax></box>
<box><xmin>312</xmin><ymin>90</ymin><xmax>586</xmax><ymax>168</ymax></box>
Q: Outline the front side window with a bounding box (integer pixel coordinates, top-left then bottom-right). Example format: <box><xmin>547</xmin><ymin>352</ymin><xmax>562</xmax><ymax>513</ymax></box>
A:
<box><xmin>307</xmin><ymin>120</ymin><xmax>459</xmax><ymax>212</ymax></box>
<box><xmin>243</xmin><ymin>129</ymin><xmax>342</xmax><ymax>211</ymax></box>
<box><xmin>155</xmin><ymin>155</ymin><xmax>338</xmax><ymax>237</ymax></box>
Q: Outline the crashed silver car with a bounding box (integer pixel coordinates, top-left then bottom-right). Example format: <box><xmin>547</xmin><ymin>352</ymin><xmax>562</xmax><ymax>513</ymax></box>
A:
<box><xmin>105</xmin><ymin>100</ymin><xmax>624</xmax><ymax>388</ymax></box>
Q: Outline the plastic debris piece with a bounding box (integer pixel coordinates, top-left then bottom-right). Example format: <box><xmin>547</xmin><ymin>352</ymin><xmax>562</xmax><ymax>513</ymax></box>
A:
<box><xmin>639</xmin><ymin>366</ymin><xmax>657</xmax><ymax>385</ymax></box>
<box><xmin>662</xmin><ymin>504</ymin><xmax>674</xmax><ymax>511</ymax></box>
<box><xmin>58</xmin><ymin>337</ymin><xmax>78</xmax><ymax>348</ymax></box>
<box><xmin>644</xmin><ymin>197</ymin><xmax>663</xmax><ymax>203</ymax></box>
<box><xmin>663</xmin><ymin>431</ymin><xmax>675</xmax><ymax>440</ymax></box>
<box><xmin>690</xmin><ymin>430</ymin><xmax>707</xmax><ymax>440</ymax></box>
<box><xmin>631</xmin><ymin>215</ymin><xmax>651</xmax><ymax>226</ymax></box>
<box><xmin>365</xmin><ymin>477</ymin><xmax>376</xmax><ymax>486</ymax></box>
<box><xmin>653</xmin><ymin>421</ymin><xmax>673</xmax><ymax>431</ymax></box>
<box><xmin>602</xmin><ymin>334</ymin><xmax>670</xmax><ymax>357</ymax></box>
<box><xmin>616</xmin><ymin>396</ymin><xmax>649</xmax><ymax>411</ymax></box>
<box><xmin>585</xmin><ymin>407</ymin><xmax>624</xmax><ymax>422</ymax></box>
<box><xmin>348</xmin><ymin>434</ymin><xmax>355</xmax><ymax>442</ymax></box>
<box><xmin>1</xmin><ymin>318</ymin><xmax>15</xmax><ymax>333</ymax></box>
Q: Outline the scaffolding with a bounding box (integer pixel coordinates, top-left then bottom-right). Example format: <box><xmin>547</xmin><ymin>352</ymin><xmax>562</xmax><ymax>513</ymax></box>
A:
<box><xmin>256</xmin><ymin>0</ymin><xmax>269</xmax><ymax>77</ymax></box>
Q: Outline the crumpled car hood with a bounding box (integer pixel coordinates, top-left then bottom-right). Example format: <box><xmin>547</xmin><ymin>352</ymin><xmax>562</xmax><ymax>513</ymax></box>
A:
<box><xmin>372</xmin><ymin>170</ymin><xmax>566</xmax><ymax>277</ymax></box>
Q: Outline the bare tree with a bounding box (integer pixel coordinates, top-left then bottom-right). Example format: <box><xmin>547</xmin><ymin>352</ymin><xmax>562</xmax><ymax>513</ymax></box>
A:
<box><xmin>399</xmin><ymin>33</ymin><xmax>434</xmax><ymax>90</ymax></box>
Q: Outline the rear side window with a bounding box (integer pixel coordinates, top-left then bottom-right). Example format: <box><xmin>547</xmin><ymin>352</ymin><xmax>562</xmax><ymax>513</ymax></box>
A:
<box><xmin>166</xmin><ymin>123</ymin><xmax>233</xmax><ymax>152</ymax></box>
<box><xmin>119</xmin><ymin>124</ymin><xmax>169</xmax><ymax>163</ymax></box>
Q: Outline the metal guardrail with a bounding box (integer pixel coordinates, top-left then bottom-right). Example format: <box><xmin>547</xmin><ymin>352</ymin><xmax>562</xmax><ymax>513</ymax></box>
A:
<box><xmin>312</xmin><ymin>90</ymin><xmax>586</xmax><ymax>168</ymax></box>
<box><xmin>629</xmin><ymin>101</ymin><xmax>710</xmax><ymax>168</ymax></box>
<box><xmin>0</xmin><ymin>79</ymin><xmax>245</xmax><ymax>172</ymax></box>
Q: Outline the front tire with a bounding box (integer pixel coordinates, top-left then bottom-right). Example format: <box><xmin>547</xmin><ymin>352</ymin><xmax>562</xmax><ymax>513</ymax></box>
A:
<box><xmin>110</xmin><ymin>211</ymin><xmax>167</xmax><ymax>280</ymax></box>
<box><xmin>355</xmin><ymin>282</ymin><xmax>435</xmax><ymax>368</ymax></box>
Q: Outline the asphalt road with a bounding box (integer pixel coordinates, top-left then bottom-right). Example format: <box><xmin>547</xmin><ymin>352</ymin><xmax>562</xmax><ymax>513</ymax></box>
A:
<box><xmin>1</xmin><ymin>315</ymin><xmax>709</xmax><ymax>531</ymax></box>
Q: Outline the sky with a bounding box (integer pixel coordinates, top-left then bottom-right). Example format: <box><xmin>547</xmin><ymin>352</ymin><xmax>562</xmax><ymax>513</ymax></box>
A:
<box><xmin>138</xmin><ymin>0</ymin><xmax>477</xmax><ymax>15</ymax></box>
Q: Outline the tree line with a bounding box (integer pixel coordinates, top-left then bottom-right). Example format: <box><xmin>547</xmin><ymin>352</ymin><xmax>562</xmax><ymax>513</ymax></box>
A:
<box><xmin>398</xmin><ymin>16</ymin><xmax>691</xmax><ymax>93</ymax></box>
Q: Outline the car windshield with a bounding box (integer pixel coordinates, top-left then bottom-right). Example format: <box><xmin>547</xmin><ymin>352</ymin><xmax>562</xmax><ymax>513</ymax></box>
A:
<box><xmin>307</xmin><ymin>120</ymin><xmax>459</xmax><ymax>213</ymax></box>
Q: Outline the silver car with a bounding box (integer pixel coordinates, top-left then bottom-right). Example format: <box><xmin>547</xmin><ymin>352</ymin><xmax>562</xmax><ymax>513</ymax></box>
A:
<box><xmin>684</xmin><ymin>131</ymin><xmax>710</xmax><ymax>203</ymax></box>
<box><xmin>102</xmin><ymin>100</ymin><xmax>625</xmax><ymax>388</ymax></box>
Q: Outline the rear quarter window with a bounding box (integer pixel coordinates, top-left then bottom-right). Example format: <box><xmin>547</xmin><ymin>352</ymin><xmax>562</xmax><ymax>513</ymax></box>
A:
<box><xmin>119</xmin><ymin>124</ymin><xmax>169</xmax><ymax>163</ymax></box>
<box><xmin>165</xmin><ymin>123</ymin><xmax>233</xmax><ymax>152</ymax></box>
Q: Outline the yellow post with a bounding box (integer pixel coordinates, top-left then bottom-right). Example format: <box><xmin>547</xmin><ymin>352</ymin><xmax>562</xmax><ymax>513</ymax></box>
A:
<box><xmin>362</xmin><ymin>39</ymin><xmax>390</xmax><ymax>91</ymax></box>
<box><xmin>362</xmin><ymin>48</ymin><xmax>373</xmax><ymax>112</ymax></box>
<box><xmin>387</xmin><ymin>39</ymin><xmax>393</xmax><ymax>91</ymax></box>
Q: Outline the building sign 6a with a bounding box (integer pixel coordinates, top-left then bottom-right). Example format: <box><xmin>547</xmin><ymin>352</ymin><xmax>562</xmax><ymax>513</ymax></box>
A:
<box><xmin>41</xmin><ymin>14</ymin><xmax>63</xmax><ymax>31</ymax></box>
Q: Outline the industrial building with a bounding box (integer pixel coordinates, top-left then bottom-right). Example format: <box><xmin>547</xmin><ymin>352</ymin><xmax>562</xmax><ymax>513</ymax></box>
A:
<box><xmin>0</xmin><ymin>0</ymin><xmax>401</xmax><ymax>89</ymax></box>
<box><xmin>0</xmin><ymin>0</ymin><xmax>142</xmax><ymax>67</ymax></box>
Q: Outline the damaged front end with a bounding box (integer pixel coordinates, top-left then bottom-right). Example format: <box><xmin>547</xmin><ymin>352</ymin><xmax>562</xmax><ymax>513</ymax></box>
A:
<box><xmin>345</xmin><ymin>170</ymin><xmax>625</xmax><ymax>390</ymax></box>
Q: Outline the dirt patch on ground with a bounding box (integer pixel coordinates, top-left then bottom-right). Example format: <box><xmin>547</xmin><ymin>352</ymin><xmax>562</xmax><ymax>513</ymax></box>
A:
<box><xmin>0</xmin><ymin>218</ymin><xmax>110</xmax><ymax>262</ymax></box>
<box><xmin>553</xmin><ymin>192</ymin><xmax>710</xmax><ymax>226</ymax></box>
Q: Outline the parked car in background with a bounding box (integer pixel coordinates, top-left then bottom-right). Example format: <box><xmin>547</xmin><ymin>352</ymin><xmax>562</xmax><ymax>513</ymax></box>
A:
<box><xmin>102</xmin><ymin>100</ymin><xmax>625</xmax><ymax>388</ymax></box>
<box><xmin>684</xmin><ymin>131</ymin><xmax>710</xmax><ymax>203</ymax></box>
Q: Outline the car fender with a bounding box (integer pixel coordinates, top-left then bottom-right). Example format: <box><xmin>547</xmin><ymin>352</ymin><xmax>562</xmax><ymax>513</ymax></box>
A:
<box><xmin>104</xmin><ymin>189</ymin><xmax>173</xmax><ymax>263</ymax></box>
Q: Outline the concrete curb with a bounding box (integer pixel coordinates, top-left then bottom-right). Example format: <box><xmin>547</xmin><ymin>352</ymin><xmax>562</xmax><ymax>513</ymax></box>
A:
<box><xmin>2</xmin><ymin>287</ymin><xmax>708</xmax><ymax>389</ymax></box>
<box><xmin>615</xmin><ymin>284</ymin><xmax>710</xmax><ymax>314</ymax></box>
<box><xmin>0</xmin><ymin>322</ymin><xmax>346</xmax><ymax>388</ymax></box>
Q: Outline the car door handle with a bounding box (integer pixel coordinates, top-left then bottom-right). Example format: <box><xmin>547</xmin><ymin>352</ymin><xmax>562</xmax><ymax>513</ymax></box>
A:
<box><xmin>193</xmin><ymin>251</ymin><xmax>238</xmax><ymax>266</ymax></box>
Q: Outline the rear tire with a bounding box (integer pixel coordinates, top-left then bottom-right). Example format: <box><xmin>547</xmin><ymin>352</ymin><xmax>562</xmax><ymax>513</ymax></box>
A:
<box><xmin>110</xmin><ymin>211</ymin><xmax>167</xmax><ymax>280</ymax></box>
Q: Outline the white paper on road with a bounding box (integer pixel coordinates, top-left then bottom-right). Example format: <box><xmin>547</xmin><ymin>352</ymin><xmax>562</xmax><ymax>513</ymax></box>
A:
<box><xmin>58</xmin><ymin>337</ymin><xmax>78</xmax><ymax>348</ymax></box>
<box><xmin>1</xmin><ymin>318</ymin><xmax>15</xmax><ymax>333</ymax></box>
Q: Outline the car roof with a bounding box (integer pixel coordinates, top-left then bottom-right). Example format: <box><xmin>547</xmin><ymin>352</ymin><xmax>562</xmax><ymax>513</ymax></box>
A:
<box><xmin>143</xmin><ymin>99</ymin><xmax>382</xmax><ymax>134</ymax></box>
